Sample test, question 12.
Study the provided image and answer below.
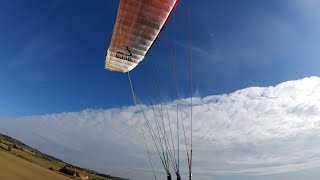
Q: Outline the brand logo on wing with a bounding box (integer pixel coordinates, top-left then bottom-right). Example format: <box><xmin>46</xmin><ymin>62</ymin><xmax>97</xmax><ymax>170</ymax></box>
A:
<box><xmin>116</xmin><ymin>46</ymin><xmax>134</xmax><ymax>62</ymax></box>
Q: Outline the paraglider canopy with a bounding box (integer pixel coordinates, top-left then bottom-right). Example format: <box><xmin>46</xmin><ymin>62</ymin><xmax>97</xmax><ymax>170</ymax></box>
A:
<box><xmin>105</xmin><ymin>0</ymin><xmax>180</xmax><ymax>73</ymax></box>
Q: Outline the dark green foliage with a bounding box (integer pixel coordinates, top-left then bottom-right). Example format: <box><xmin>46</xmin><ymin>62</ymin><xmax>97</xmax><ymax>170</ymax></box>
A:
<box><xmin>59</xmin><ymin>166</ymin><xmax>74</xmax><ymax>176</ymax></box>
<box><xmin>12</xmin><ymin>144</ymin><xmax>24</xmax><ymax>151</ymax></box>
<box><xmin>8</xmin><ymin>144</ymin><xmax>13</xmax><ymax>152</ymax></box>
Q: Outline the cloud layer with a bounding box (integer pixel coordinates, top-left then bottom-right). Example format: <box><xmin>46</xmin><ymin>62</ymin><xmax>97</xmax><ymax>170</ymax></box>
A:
<box><xmin>1</xmin><ymin>77</ymin><xmax>320</xmax><ymax>180</ymax></box>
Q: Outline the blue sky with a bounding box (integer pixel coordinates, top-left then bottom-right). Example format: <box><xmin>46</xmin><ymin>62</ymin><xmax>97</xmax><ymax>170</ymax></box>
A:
<box><xmin>1</xmin><ymin>0</ymin><xmax>320</xmax><ymax>180</ymax></box>
<box><xmin>1</xmin><ymin>0</ymin><xmax>319</xmax><ymax>119</ymax></box>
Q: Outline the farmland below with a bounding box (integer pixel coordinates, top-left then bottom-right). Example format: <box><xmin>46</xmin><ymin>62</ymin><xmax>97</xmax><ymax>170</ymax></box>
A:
<box><xmin>0</xmin><ymin>133</ymin><xmax>128</xmax><ymax>180</ymax></box>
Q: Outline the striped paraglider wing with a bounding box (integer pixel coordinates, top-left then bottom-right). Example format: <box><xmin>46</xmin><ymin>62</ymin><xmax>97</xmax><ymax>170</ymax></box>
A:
<box><xmin>105</xmin><ymin>0</ymin><xmax>179</xmax><ymax>73</ymax></box>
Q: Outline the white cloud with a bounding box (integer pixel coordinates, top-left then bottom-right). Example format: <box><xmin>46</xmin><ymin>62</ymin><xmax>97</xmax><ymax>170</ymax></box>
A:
<box><xmin>1</xmin><ymin>77</ymin><xmax>320</xmax><ymax>180</ymax></box>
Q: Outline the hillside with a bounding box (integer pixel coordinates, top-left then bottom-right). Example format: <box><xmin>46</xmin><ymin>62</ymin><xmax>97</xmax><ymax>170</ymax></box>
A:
<box><xmin>0</xmin><ymin>150</ymin><xmax>71</xmax><ymax>180</ymax></box>
<box><xmin>0</xmin><ymin>133</ymin><xmax>129</xmax><ymax>180</ymax></box>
